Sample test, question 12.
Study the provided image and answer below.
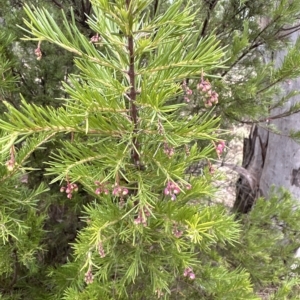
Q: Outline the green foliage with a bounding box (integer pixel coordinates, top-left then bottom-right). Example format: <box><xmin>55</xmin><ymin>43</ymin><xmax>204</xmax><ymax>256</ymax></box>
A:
<box><xmin>0</xmin><ymin>0</ymin><xmax>260</xmax><ymax>298</ymax></box>
<box><xmin>0</xmin><ymin>32</ymin><xmax>18</xmax><ymax>97</ymax></box>
<box><xmin>0</xmin><ymin>163</ymin><xmax>48</xmax><ymax>294</ymax></box>
<box><xmin>182</xmin><ymin>0</ymin><xmax>300</xmax><ymax>126</ymax></box>
<box><xmin>1</xmin><ymin>0</ymin><xmax>300</xmax><ymax>299</ymax></box>
<box><xmin>0</xmin><ymin>0</ymin><xmax>82</xmax><ymax>107</ymax></box>
<box><xmin>224</xmin><ymin>188</ymin><xmax>300</xmax><ymax>299</ymax></box>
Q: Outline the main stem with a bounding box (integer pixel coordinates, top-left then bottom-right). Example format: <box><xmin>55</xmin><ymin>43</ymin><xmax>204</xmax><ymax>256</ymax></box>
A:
<box><xmin>127</xmin><ymin>0</ymin><xmax>140</xmax><ymax>168</ymax></box>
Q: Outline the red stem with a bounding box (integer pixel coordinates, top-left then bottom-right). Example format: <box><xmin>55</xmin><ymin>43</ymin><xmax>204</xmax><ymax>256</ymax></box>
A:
<box><xmin>126</xmin><ymin>0</ymin><xmax>140</xmax><ymax>167</ymax></box>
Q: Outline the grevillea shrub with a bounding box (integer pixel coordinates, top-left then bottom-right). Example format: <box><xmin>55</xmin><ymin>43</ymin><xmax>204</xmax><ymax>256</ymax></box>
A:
<box><xmin>0</xmin><ymin>0</ymin><xmax>260</xmax><ymax>299</ymax></box>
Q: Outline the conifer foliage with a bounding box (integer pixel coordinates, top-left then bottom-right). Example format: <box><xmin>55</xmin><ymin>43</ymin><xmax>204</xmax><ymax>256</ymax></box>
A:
<box><xmin>0</xmin><ymin>0</ymin><xmax>259</xmax><ymax>299</ymax></box>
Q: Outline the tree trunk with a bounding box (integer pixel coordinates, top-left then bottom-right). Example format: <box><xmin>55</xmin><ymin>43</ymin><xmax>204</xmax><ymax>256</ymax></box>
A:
<box><xmin>234</xmin><ymin>30</ymin><xmax>300</xmax><ymax>213</ymax></box>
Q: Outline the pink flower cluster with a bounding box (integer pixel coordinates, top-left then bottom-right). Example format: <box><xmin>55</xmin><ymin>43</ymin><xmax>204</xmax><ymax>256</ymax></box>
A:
<box><xmin>183</xmin><ymin>267</ymin><xmax>195</xmax><ymax>280</ymax></box>
<box><xmin>97</xmin><ymin>242</ymin><xmax>105</xmax><ymax>258</ymax></box>
<box><xmin>163</xmin><ymin>142</ymin><xmax>175</xmax><ymax>158</ymax></box>
<box><xmin>5</xmin><ymin>159</ymin><xmax>15</xmax><ymax>171</ymax></box>
<box><xmin>90</xmin><ymin>33</ymin><xmax>101</xmax><ymax>43</ymax></box>
<box><xmin>34</xmin><ymin>45</ymin><xmax>42</xmax><ymax>61</ymax></box>
<box><xmin>84</xmin><ymin>268</ymin><xmax>94</xmax><ymax>284</ymax></box>
<box><xmin>172</xmin><ymin>222</ymin><xmax>184</xmax><ymax>238</ymax></box>
<box><xmin>94</xmin><ymin>181</ymin><xmax>109</xmax><ymax>195</ymax></box>
<box><xmin>134</xmin><ymin>206</ymin><xmax>151</xmax><ymax>226</ymax></box>
<box><xmin>60</xmin><ymin>182</ymin><xmax>78</xmax><ymax>199</ymax></box>
<box><xmin>164</xmin><ymin>181</ymin><xmax>191</xmax><ymax>201</ymax></box>
<box><xmin>164</xmin><ymin>181</ymin><xmax>180</xmax><ymax>200</ymax></box>
<box><xmin>197</xmin><ymin>78</ymin><xmax>218</xmax><ymax>107</ymax></box>
<box><xmin>94</xmin><ymin>181</ymin><xmax>129</xmax><ymax>200</ymax></box>
<box><xmin>216</xmin><ymin>141</ymin><xmax>225</xmax><ymax>155</ymax></box>
<box><xmin>182</xmin><ymin>80</ymin><xmax>193</xmax><ymax>103</ymax></box>
<box><xmin>112</xmin><ymin>184</ymin><xmax>129</xmax><ymax>197</ymax></box>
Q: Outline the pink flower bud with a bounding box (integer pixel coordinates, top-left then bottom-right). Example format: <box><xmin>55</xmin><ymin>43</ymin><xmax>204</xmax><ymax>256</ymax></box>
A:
<box><xmin>197</xmin><ymin>80</ymin><xmax>211</xmax><ymax>93</ymax></box>
<box><xmin>134</xmin><ymin>217</ymin><xmax>141</xmax><ymax>225</ymax></box>
<box><xmin>216</xmin><ymin>141</ymin><xmax>225</xmax><ymax>155</ymax></box>
<box><xmin>186</xmin><ymin>184</ymin><xmax>192</xmax><ymax>190</ymax></box>
<box><xmin>84</xmin><ymin>269</ymin><xmax>94</xmax><ymax>284</ymax></box>
<box><xmin>34</xmin><ymin>47</ymin><xmax>42</xmax><ymax>60</ymax></box>
<box><xmin>173</xmin><ymin>229</ymin><xmax>183</xmax><ymax>238</ymax></box>
<box><xmin>205</xmin><ymin>101</ymin><xmax>212</xmax><ymax>107</ymax></box>
<box><xmin>5</xmin><ymin>159</ymin><xmax>15</xmax><ymax>171</ymax></box>
<box><xmin>186</xmin><ymin>88</ymin><xmax>192</xmax><ymax>95</ymax></box>
<box><xmin>184</xmin><ymin>267</ymin><xmax>192</xmax><ymax>277</ymax></box>
<box><xmin>173</xmin><ymin>187</ymin><xmax>180</xmax><ymax>194</ymax></box>
<box><xmin>98</xmin><ymin>242</ymin><xmax>106</xmax><ymax>258</ymax></box>
<box><xmin>211</xmin><ymin>91</ymin><xmax>218</xmax><ymax>101</ymax></box>
<box><xmin>90</xmin><ymin>34</ymin><xmax>101</xmax><ymax>43</ymax></box>
<box><xmin>144</xmin><ymin>207</ymin><xmax>151</xmax><ymax>217</ymax></box>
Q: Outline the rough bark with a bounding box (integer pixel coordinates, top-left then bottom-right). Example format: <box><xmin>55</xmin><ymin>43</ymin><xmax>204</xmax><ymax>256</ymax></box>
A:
<box><xmin>233</xmin><ymin>125</ymin><xmax>269</xmax><ymax>213</ymax></box>
<box><xmin>234</xmin><ymin>30</ymin><xmax>300</xmax><ymax>213</ymax></box>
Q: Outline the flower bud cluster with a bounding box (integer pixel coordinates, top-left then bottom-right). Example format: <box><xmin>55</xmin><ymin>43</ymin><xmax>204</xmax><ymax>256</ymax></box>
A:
<box><xmin>6</xmin><ymin>147</ymin><xmax>16</xmax><ymax>171</ymax></box>
<box><xmin>164</xmin><ymin>181</ymin><xmax>180</xmax><ymax>200</ymax></box>
<box><xmin>185</xmin><ymin>183</ymin><xmax>192</xmax><ymax>190</ymax></box>
<box><xmin>134</xmin><ymin>206</ymin><xmax>151</xmax><ymax>226</ymax></box>
<box><xmin>34</xmin><ymin>46</ymin><xmax>42</xmax><ymax>61</ymax></box>
<box><xmin>112</xmin><ymin>184</ymin><xmax>129</xmax><ymax>197</ymax></box>
<box><xmin>5</xmin><ymin>159</ymin><xmax>15</xmax><ymax>171</ymax></box>
<box><xmin>197</xmin><ymin>78</ymin><xmax>218</xmax><ymax>107</ymax></box>
<box><xmin>93</xmin><ymin>182</ymin><xmax>128</xmax><ymax>197</ymax></box>
<box><xmin>172</xmin><ymin>222</ymin><xmax>184</xmax><ymax>238</ymax></box>
<box><xmin>94</xmin><ymin>181</ymin><xmax>129</xmax><ymax>206</ymax></box>
<box><xmin>97</xmin><ymin>242</ymin><xmax>106</xmax><ymax>258</ymax></box>
<box><xmin>60</xmin><ymin>182</ymin><xmax>78</xmax><ymax>199</ymax></box>
<box><xmin>216</xmin><ymin>141</ymin><xmax>225</xmax><ymax>155</ymax></box>
<box><xmin>185</xmin><ymin>145</ymin><xmax>190</xmax><ymax>156</ymax></box>
<box><xmin>182</xmin><ymin>80</ymin><xmax>193</xmax><ymax>103</ymax></box>
<box><xmin>183</xmin><ymin>267</ymin><xmax>195</xmax><ymax>280</ymax></box>
<box><xmin>84</xmin><ymin>268</ymin><xmax>94</xmax><ymax>284</ymax></box>
<box><xmin>94</xmin><ymin>181</ymin><xmax>109</xmax><ymax>195</ymax></box>
<box><xmin>164</xmin><ymin>181</ymin><xmax>191</xmax><ymax>201</ymax></box>
<box><xmin>157</xmin><ymin>119</ymin><xmax>164</xmax><ymax>135</ymax></box>
<box><xmin>90</xmin><ymin>33</ymin><xmax>101</xmax><ymax>43</ymax></box>
<box><xmin>163</xmin><ymin>142</ymin><xmax>175</xmax><ymax>158</ymax></box>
